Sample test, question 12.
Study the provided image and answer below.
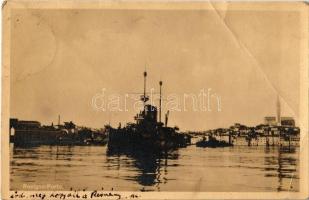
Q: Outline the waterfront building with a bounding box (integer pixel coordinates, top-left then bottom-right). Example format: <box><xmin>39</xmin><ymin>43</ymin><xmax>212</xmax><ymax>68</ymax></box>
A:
<box><xmin>264</xmin><ymin>116</ymin><xmax>277</xmax><ymax>126</ymax></box>
<box><xmin>281</xmin><ymin>117</ymin><xmax>295</xmax><ymax>127</ymax></box>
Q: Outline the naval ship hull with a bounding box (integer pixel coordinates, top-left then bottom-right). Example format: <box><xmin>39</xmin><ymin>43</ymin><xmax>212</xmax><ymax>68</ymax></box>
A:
<box><xmin>107</xmin><ymin>127</ymin><xmax>191</xmax><ymax>151</ymax></box>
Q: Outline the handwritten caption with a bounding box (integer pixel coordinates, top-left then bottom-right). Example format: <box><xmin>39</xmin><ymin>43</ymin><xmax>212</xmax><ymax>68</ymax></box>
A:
<box><xmin>10</xmin><ymin>190</ymin><xmax>141</xmax><ymax>200</ymax></box>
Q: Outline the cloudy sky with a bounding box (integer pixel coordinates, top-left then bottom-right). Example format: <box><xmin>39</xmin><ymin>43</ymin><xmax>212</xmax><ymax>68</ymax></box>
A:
<box><xmin>10</xmin><ymin>4</ymin><xmax>302</xmax><ymax>131</ymax></box>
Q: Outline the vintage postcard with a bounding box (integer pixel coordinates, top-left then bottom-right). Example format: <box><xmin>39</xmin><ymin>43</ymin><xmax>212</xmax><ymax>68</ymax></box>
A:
<box><xmin>1</xmin><ymin>1</ymin><xmax>309</xmax><ymax>199</ymax></box>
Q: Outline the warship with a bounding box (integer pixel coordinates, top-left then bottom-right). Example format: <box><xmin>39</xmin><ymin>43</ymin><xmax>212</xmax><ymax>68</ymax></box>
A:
<box><xmin>107</xmin><ymin>71</ymin><xmax>191</xmax><ymax>150</ymax></box>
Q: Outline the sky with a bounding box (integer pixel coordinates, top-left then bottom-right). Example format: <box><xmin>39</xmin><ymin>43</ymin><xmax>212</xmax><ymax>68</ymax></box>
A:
<box><xmin>10</xmin><ymin>6</ymin><xmax>301</xmax><ymax>131</ymax></box>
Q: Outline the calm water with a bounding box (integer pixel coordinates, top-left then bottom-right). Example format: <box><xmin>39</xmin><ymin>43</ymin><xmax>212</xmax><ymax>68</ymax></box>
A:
<box><xmin>10</xmin><ymin>143</ymin><xmax>299</xmax><ymax>192</ymax></box>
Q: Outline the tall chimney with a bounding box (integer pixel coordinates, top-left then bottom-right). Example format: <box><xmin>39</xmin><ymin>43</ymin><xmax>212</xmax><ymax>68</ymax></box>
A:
<box><xmin>276</xmin><ymin>95</ymin><xmax>281</xmax><ymax>126</ymax></box>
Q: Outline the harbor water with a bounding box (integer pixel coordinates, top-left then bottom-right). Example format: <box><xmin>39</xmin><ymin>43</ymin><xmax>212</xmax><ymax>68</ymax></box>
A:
<box><xmin>10</xmin><ymin>143</ymin><xmax>299</xmax><ymax>192</ymax></box>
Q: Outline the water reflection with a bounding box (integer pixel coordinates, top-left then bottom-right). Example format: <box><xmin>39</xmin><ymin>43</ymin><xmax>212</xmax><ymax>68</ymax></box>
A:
<box><xmin>10</xmin><ymin>144</ymin><xmax>299</xmax><ymax>192</ymax></box>
<box><xmin>264</xmin><ymin>146</ymin><xmax>298</xmax><ymax>192</ymax></box>
<box><xmin>106</xmin><ymin>147</ymin><xmax>179</xmax><ymax>191</ymax></box>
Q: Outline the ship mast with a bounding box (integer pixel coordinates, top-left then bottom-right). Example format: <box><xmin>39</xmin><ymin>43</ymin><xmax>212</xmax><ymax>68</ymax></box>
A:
<box><xmin>159</xmin><ymin>80</ymin><xmax>162</xmax><ymax>123</ymax></box>
<box><xmin>141</xmin><ymin>71</ymin><xmax>149</xmax><ymax>107</ymax></box>
<box><xmin>144</xmin><ymin>71</ymin><xmax>147</xmax><ymax>106</ymax></box>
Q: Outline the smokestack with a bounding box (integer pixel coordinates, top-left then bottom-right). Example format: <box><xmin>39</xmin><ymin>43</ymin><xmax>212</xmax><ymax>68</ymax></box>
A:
<box><xmin>165</xmin><ymin>110</ymin><xmax>169</xmax><ymax>127</ymax></box>
<box><xmin>58</xmin><ymin>114</ymin><xmax>60</xmax><ymax>126</ymax></box>
<box><xmin>276</xmin><ymin>95</ymin><xmax>281</xmax><ymax>126</ymax></box>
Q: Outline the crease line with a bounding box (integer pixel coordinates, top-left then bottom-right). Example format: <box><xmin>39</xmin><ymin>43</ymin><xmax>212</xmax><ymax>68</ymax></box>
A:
<box><xmin>209</xmin><ymin>2</ymin><xmax>300</xmax><ymax>126</ymax></box>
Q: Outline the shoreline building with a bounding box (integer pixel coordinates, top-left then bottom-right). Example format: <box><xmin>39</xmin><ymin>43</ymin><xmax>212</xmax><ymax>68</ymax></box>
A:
<box><xmin>264</xmin><ymin>96</ymin><xmax>295</xmax><ymax>128</ymax></box>
<box><xmin>264</xmin><ymin>116</ymin><xmax>277</xmax><ymax>126</ymax></box>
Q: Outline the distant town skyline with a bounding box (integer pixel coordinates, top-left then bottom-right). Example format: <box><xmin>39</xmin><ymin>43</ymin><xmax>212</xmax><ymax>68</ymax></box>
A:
<box><xmin>10</xmin><ymin>9</ymin><xmax>300</xmax><ymax>131</ymax></box>
<box><xmin>10</xmin><ymin>94</ymin><xmax>297</xmax><ymax>131</ymax></box>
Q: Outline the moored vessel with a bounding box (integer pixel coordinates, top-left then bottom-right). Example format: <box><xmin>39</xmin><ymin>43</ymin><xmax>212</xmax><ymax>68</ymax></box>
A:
<box><xmin>107</xmin><ymin>71</ymin><xmax>191</xmax><ymax>151</ymax></box>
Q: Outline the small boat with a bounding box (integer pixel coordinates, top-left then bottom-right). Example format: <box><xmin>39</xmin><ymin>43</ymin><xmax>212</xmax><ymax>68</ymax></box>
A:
<box><xmin>196</xmin><ymin>136</ymin><xmax>233</xmax><ymax>148</ymax></box>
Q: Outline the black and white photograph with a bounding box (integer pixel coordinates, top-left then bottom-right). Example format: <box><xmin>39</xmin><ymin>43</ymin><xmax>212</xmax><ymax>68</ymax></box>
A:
<box><xmin>2</xmin><ymin>1</ymin><xmax>308</xmax><ymax>199</ymax></box>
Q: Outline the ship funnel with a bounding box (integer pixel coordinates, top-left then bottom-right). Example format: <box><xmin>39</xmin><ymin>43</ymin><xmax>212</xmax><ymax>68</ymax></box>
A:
<box><xmin>165</xmin><ymin>110</ymin><xmax>169</xmax><ymax>127</ymax></box>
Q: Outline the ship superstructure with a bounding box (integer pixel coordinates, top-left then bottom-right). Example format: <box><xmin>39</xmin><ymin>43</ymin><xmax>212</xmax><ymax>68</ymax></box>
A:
<box><xmin>107</xmin><ymin>71</ymin><xmax>191</xmax><ymax>150</ymax></box>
